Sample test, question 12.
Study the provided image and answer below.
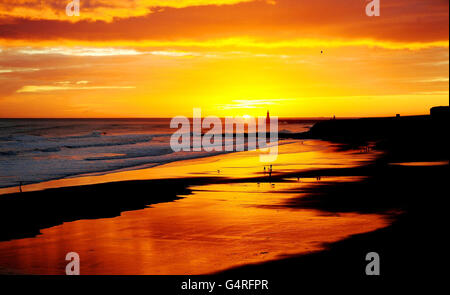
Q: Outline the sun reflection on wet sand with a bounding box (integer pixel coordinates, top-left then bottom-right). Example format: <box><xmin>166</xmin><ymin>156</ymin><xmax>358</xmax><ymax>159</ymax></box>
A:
<box><xmin>389</xmin><ymin>160</ymin><xmax>449</xmax><ymax>167</ymax></box>
<box><xmin>0</xmin><ymin>179</ymin><xmax>389</xmax><ymax>275</ymax></box>
<box><xmin>0</xmin><ymin>140</ymin><xmax>379</xmax><ymax>195</ymax></box>
<box><xmin>0</xmin><ymin>140</ymin><xmax>389</xmax><ymax>274</ymax></box>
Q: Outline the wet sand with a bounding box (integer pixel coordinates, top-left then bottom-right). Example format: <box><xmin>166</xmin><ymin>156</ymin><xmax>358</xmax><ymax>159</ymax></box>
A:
<box><xmin>0</xmin><ymin>140</ymin><xmax>392</xmax><ymax>275</ymax></box>
<box><xmin>0</xmin><ymin>140</ymin><xmax>378</xmax><ymax>242</ymax></box>
<box><xmin>0</xmin><ymin>140</ymin><xmax>376</xmax><ymax>195</ymax></box>
<box><xmin>219</xmin><ymin>163</ymin><xmax>448</xmax><ymax>285</ymax></box>
<box><xmin>0</xmin><ymin>180</ymin><xmax>389</xmax><ymax>275</ymax></box>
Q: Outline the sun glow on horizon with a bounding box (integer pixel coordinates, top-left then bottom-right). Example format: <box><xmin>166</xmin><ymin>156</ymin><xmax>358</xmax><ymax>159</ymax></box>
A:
<box><xmin>0</xmin><ymin>0</ymin><xmax>448</xmax><ymax>118</ymax></box>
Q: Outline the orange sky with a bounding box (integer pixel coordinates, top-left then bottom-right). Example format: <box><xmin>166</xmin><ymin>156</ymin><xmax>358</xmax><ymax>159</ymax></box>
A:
<box><xmin>0</xmin><ymin>0</ymin><xmax>448</xmax><ymax>118</ymax></box>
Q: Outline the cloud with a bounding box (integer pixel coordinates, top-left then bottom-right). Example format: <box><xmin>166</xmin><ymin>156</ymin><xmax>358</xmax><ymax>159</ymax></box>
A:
<box><xmin>0</xmin><ymin>67</ymin><xmax>39</xmax><ymax>74</ymax></box>
<box><xmin>149</xmin><ymin>51</ymin><xmax>200</xmax><ymax>57</ymax></box>
<box><xmin>0</xmin><ymin>0</ymin><xmax>258</xmax><ymax>22</ymax></box>
<box><xmin>16</xmin><ymin>85</ymin><xmax>136</xmax><ymax>93</ymax></box>
<box><xmin>417</xmin><ymin>77</ymin><xmax>449</xmax><ymax>83</ymax></box>
<box><xmin>4</xmin><ymin>39</ymin><xmax>448</xmax><ymax>55</ymax></box>
<box><xmin>0</xmin><ymin>0</ymin><xmax>447</xmax><ymax>47</ymax></box>
<box><xmin>17</xmin><ymin>47</ymin><xmax>145</xmax><ymax>56</ymax></box>
<box><xmin>218</xmin><ymin>99</ymin><xmax>294</xmax><ymax>109</ymax></box>
<box><xmin>14</xmin><ymin>47</ymin><xmax>206</xmax><ymax>57</ymax></box>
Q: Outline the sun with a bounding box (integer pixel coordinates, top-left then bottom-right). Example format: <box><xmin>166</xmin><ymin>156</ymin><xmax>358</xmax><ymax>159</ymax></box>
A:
<box><xmin>243</xmin><ymin>115</ymin><xmax>251</xmax><ymax>119</ymax></box>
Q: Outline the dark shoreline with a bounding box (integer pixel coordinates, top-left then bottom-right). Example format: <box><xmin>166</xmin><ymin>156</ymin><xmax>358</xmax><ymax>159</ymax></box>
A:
<box><xmin>0</xmin><ymin>165</ymin><xmax>388</xmax><ymax>242</ymax></box>
<box><xmin>217</xmin><ymin>163</ymin><xmax>448</xmax><ymax>282</ymax></box>
<box><xmin>0</xmin><ymin>177</ymin><xmax>216</xmax><ymax>242</ymax></box>
<box><xmin>0</xmin><ymin>109</ymin><xmax>448</xmax><ymax>282</ymax></box>
<box><xmin>217</xmin><ymin>110</ymin><xmax>449</xmax><ymax>282</ymax></box>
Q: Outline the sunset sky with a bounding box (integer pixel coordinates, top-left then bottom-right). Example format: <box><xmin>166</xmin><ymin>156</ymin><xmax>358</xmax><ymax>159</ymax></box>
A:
<box><xmin>0</xmin><ymin>0</ymin><xmax>448</xmax><ymax>118</ymax></box>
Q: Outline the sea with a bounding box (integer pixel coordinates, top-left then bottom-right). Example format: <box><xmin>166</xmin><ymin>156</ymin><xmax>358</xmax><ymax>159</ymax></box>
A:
<box><xmin>0</xmin><ymin>118</ymin><xmax>317</xmax><ymax>188</ymax></box>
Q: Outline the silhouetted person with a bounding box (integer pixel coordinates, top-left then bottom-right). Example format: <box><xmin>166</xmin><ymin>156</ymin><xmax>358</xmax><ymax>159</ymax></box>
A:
<box><xmin>19</xmin><ymin>181</ymin><xmax>22</xmax><ymax>193</ymax></box>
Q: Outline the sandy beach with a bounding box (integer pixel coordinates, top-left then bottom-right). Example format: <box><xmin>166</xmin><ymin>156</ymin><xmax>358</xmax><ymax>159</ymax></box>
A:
<box><xmin>1</xmin><ymin>1</ymin><xmax>448</xmax><ymax>290</ymax></box>
<box><xmin>0</xmin><ymin>139</ymin><xmax>391</xmax><ymax>274</ymax></box>
<box><xmin>0</xmin><ymin>112</ymin><xmax>448</xmax><ymax>283</ymax></box>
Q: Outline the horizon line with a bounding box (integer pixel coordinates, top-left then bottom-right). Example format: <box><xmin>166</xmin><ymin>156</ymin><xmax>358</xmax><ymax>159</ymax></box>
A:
<box><xmin>0</xmin><ymin>114</ymin><xmax>433</xmax><ymax>120</ymax></box>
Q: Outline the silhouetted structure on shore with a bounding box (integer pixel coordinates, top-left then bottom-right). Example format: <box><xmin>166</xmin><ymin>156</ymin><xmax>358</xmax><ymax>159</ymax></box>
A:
<box><xmin>276</xmin><ymin>106</ymin><xmax>449</xmax><ymax>162</ymax></box>
<box><xmin>430</xmin><ymin>106</ymin><xmax>450</xmax><ymax>119</ymax></box>
<box><xmin>298</xmin><ymin>106</ymin><xmax>450</xmax><ymax>143</ymax></box>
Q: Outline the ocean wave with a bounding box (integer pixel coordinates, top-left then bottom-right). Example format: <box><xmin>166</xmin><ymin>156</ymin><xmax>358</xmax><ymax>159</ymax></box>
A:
<box><xmin>0</xmin><ymin>119</ymin><xmax>316</xmax><ymax>188</ymax></box>
<box><xmin>0</xmin><ymin>132</ymin><xmax>156</xmax><ymax>156</ymax></box>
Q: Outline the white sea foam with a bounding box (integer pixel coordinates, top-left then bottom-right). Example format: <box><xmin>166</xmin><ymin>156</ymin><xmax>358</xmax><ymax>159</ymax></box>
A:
<box><xmin>0</xmin><ymin>119</ymin><xmax>316</xmax><ymax>188</ymax></box>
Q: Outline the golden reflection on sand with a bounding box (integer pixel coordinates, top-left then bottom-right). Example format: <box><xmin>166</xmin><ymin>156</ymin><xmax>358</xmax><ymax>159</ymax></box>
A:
<box><xmin>389</xmin><ymin>161</ymin><xmax>449</xmax><ymax>167</ymax></box>
<box><xmin>0</xmin><ymin>179</ymin><xmax>388</xmax><ymax>275</ymax></box>
<box><xmin>0</xmin><ymin>140</ymin><xmax>388</xmax><ymax>274</ymax></box>
<box><xmin>0</xmin><ymin>140</ymin><xmax>379</xmax><ymax>195</ymax></box>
